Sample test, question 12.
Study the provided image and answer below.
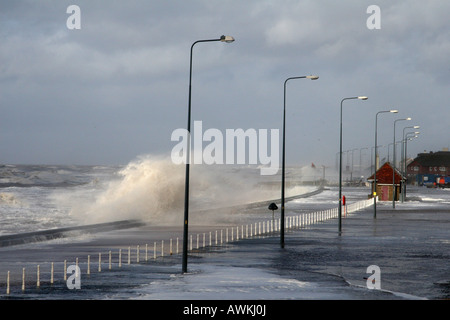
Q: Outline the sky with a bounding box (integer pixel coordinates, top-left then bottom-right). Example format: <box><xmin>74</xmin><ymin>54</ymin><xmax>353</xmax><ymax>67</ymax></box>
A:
<box><xmin>1</xmin><ymin>0</ymin><xmax>449</xmax><ymax>169</ymax></box>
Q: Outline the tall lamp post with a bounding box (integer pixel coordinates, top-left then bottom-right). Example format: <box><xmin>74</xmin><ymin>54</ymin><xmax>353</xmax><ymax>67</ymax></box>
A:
<box><xmin>401</xmin><ymin>126</ymin><xmax>419</xmax><ymax>202</ymax></box>
<box><xmin>403</xmin><ymin>131</ymin><xmax>419</xmax><ymax>201</ymax></box>
<box><xmin>392</xmin><ymin>117</ymin><xmax>411</xmax><ymax>209</ymax></box>
<box><xmin>280</xmin><ymin>75</ymin><xmax>319</xmax><ymax>248</ymax></box>
<box><xmin>339</xmin><ymin>96</ymin><xmax>368</xmax><ymax>234</ymax></box>
<box><xmin>374</xmin><ymin>109</ymin><xmax>398</xmax><ymax>218</ymax></box>
<box><xmin>182</xmin><ymin>35</ymin><xmax>234</xmax><ymax>273</ymax></box>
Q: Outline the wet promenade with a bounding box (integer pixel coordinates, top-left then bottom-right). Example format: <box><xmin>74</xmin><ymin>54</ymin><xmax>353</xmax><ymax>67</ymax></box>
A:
<box><xmin>0</xmin><ymin>187</ymin><xmax>449</xmax><ymax>302</ymax></box>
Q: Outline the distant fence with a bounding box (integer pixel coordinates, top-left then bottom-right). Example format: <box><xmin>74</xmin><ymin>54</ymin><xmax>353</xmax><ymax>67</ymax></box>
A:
<box><xmin>1</xmin><ymin>197</ymin><xmax>374</xmax><ymax>296</ymax></box>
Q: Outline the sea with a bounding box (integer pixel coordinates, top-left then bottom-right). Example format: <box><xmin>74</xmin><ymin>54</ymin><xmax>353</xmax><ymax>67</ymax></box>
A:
<box><xmin>0</xmin><ymin>156</ymin><xmax>319</xmax><ymax>234</ymax></box>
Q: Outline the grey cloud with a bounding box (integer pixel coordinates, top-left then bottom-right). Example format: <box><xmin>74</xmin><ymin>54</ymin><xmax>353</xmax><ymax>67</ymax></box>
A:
<box><xmin>0</xmin><ymin>0</ymin><xmax>449</xmax><ymax>166</ymax></box>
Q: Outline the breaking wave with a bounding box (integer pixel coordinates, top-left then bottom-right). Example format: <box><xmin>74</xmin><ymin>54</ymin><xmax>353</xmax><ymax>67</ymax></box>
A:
<box><xmin>68</xmin><ymin>155</ymin><xmax>308</xmax><ymax>225</ymax></box>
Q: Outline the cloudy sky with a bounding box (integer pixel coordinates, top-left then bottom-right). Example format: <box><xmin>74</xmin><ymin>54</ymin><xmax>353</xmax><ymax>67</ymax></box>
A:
<box><xmin>1</xmin><ymin>0</ymin><xmax>449</xmax><ymax>168</ymax></box>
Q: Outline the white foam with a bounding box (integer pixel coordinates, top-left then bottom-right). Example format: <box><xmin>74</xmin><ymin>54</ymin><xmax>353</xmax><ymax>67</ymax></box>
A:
<box><xmin>67</xmin><ymin>155</ymin><xmax>312</xmax><ymax>225</ymax></box>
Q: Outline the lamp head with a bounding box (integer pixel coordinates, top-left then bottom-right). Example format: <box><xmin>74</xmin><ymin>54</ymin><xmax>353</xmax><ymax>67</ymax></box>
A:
<box><xmin>358</xmin><ymin>96</ymin><xmax>368</xmax><ymax>100</ymax></box>
<box><xmin>406</xmin><ymin>117</ymin><xmax>412</xmax><ymax>121</ymax></box>
<box><xmin>220</xmin><ymin>35</ymin><xmax>235</xmax><ymax>43</ymax></box>
<box><xmin>306</xmin><ymin>75</ymin><xmax>319</xmax><ymax>80</ymax></box>
<box><xmin>390</xmin><ymin>110</ymin><xmax>399</xmax><ymax>113</ymax></box>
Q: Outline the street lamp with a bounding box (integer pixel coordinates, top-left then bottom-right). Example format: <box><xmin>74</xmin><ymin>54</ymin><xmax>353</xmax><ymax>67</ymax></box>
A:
<box><xmin>374</xmin><ymin>109</ymin><xmax>398</xmax><ymax>218</ymax></box>
<box><xmin>392</xmin><ymin>117</ymin><xmax>411</xmax><ymax>209</ymax></box>
<box><xmin>339</xmin><ymin>96</ymin><xmax>367</xmax><ymax>234</ymax></box>
<box><xmin>281</xmin><ymin>75</ymin><xmax>319</xmax><ymax>248</ymax></box>
<box><xmin>401</xmin><ymin>125</ymin><xmax>420</xmax><ymax>202</ymax></box>
<box><xmin>182</xmin><ymin>35</ymin><xmax>234</xmax><ymax>273</ymax></box>
<box><xmin>404</xmin><ymin>132</ymin><xmax>419</xmax><ymax>197</ymax></box>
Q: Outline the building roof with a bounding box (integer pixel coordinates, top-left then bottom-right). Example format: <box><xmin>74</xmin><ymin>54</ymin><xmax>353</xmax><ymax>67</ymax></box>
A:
<box><xmin>367</xmin><ymin>162</ymin><xmax>404</xmax><ymax>184</ymax></box>
<box><xmin>409</xmin><ymin>151</ymin><xmax>450</xmax><ymax>167</ymax></box>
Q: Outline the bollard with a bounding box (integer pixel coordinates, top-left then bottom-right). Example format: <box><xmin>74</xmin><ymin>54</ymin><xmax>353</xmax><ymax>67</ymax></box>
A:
<box><xmin>154</xmin><ymin>242</ymin><xmax>157</xmax><ymax>259</ymax></box>
<box><xmin>161</xmin><ymin>240</ymin><xmax>164</xmax><ymax>257</ymax></box>
<box><xmin>137</xmin><ymin>245</ymin><xmax>140</xmax><ymax>263</ymax></box>
<box><xmin>87</xmin><ymin>255</ymin><xmax>91</xmax><ymax>274</ymax></box>
<box><xmin>64</xmin><ymin>260</ymin><xmax>67</xmax><ymax>280</ymax></box>
<box><xmin>215</xmin><ymin>231</ymin><xmax>218</xmax><ymax>246</ymax></box>
<box><xmin>6</xmin><ymin>271</ymin><xmax>10</xmax><ymax>295</ymax></box>
<box><xmin>22</xmin><ymin>268</ymin><xmax>26</xmax><ymax>292</ymax></box>
<box><xmin>190</xmin><ymin>235</ymin><xmax>192</xmax><ymax>251</ymax></box>
<box><xmin>170</xmin><ymin>239</ymin><xmax>173</xmax><ymax>255</ymax></box>
<box><xmin>250</xmin><ymin>224</ymin><xmax>253</xmax><ymax>237</ymax></box>
<box><xmin>209</xmin><ymin>232</ymin><xmax>212</xmax><ymax>246</ymax></box>
<box><xmin>226</xmin><ymin>228</ymin><xmax>228</xmax><ymax>242</ymax></box>
<box><xmin>128</xmin><ymin>247</ymin><xmax>131</xmax><ymax>265</ymax></box>
<box><xmin>145</xmin><ymin>244</ymin><xmax>148</xmax><ymax>261</ymax></box>
<box><xmin>203</xmin><ymin>233</ymin><xmax>205</xmax><ymax>247</ymax></box>
<box><xmin>177</xmin><ymin>238</ymin><xmax>179</xmax><ymax>254</ymax></box>
<box><xmin>220</xmin><ymin>229</ymin><xmax>223</xmax><ymax>245</ymax></box>
<box><xmin>51</xmin><ymin>262</ymin><xmax>54</xmax><ymax>285</ymax></box>
<box><xmin>119</xmin><ymin>249</ymin><xmax>122</xmax><ymax>268</ymax></box>
<box><xmin>98</xmin><ymin>253</ymin><xmax>102</xmax><ymax>272</ymax></box>
<box><xmin>109</xmin><ymin>251</ymin><xmax>112</xmax><ymax>270</ymax></box>
<box><xmin>36</xmin><ymin>265</ymin><xmax>40</xmax><ymax>288</ymax></box>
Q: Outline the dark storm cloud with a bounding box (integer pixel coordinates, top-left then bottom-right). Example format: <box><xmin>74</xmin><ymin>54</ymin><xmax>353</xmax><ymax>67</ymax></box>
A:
<box><xmin>0</xmin><ymin>0</ymin><xmax>449</xmax><ymax>165</ymax></box>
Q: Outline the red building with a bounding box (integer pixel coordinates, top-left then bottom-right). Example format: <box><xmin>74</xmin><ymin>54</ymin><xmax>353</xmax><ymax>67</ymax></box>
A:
<box><xmin>407</xmin><ymin>151</ymin><xmax>450</xmax><ymax>185</ymax></box>
<box><xmin>367</xmin><ymin>162</ymin><xmax>405</xmax><ymax>201</ymax></box>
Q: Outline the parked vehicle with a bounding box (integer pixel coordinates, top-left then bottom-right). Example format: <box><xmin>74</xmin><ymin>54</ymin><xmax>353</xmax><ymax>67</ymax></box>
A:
<box><xmin>437</xmin><ymin>176</ymin><xmax>450</xmax><ymax>188</ymax></box>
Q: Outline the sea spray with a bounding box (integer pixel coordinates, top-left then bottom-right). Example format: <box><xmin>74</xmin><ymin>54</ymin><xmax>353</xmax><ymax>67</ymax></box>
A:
<box><xmin>69</xmin><ymin>155</ymin><xmax>185</xmax><ymax>224</ymax></box>
<box><xmin>67</xmin><ymin>155</ymin><xmax>313</xmax><ymax>225</ymax></box>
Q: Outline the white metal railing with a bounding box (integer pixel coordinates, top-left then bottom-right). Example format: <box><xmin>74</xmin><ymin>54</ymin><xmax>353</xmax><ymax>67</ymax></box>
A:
<box><xmin>1</xmin><ymin>198</ymin><xmax>373</xmax><ymax>296</ymax></box>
